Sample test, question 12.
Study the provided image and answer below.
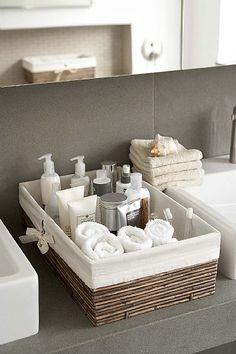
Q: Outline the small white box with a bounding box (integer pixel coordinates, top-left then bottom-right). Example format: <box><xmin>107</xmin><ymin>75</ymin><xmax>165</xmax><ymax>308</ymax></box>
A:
<box><xmin>22</xmin><ymin>54</ymin><xmax>96</xmax><ymax>83</ymax></box>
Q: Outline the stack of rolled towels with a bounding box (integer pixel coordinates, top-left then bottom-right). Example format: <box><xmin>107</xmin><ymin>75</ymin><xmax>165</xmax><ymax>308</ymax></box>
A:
<box><xmin>129</xmin><ymin>134</ymin><xmax>204</xmax><ymax>191</ymax></box>
<box><xmin>75</xmin><ymin>220</ymin><xmax>177</xmax><ymax>260</ymax></box>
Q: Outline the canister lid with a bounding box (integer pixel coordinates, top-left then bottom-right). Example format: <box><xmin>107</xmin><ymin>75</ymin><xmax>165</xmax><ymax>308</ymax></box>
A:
<box><xmin>100</xmin><ymin>193</ymin><xmax>127</xmax><ymax>205</ymax></box>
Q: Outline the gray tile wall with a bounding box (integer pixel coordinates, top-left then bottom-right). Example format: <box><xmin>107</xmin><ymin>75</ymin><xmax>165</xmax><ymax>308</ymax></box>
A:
<box><xmin>0</xmin><ymin>75</ymin><xmax>154</xmax><ymax>234</ymax></box>
<box><xmin>154</xmin><ymin>65</ymin><xmax>236</xmax><ymax>156</ymax></box>
<box><xmin>1</xmin><ymin>65</ymin><xmax>236</xmax><ymax>234</ymax></box>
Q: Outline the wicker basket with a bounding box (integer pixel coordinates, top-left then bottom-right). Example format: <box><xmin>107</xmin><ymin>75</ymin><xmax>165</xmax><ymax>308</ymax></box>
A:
<box><xmin>19</xmin><ymin>173</ymin><xmax>220</xmax><ymax>326</ymax></box>
<box><xmin>22</xmin><ymin>54</ymin><xmax>96</xmax><ymax>83</ymax></box>
<box><xmin>23</xmin><ymin>67</ymin><xmax>95</xmax><ymax>83</ymax></box>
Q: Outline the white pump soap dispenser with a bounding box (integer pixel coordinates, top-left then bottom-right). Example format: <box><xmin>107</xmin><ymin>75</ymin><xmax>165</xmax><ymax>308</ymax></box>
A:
<box><xmin>70</xmin><ymin>155</ymin><xmax>90</xmax><ymax>196</ymax></box>
<box><xmin>38</xmin><ymin>153</ymin><xmax>61</xmax><ymax>207</ymax></box>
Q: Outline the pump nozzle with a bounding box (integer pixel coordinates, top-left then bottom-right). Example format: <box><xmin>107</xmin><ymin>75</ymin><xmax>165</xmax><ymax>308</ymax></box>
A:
<box><xmin>38</xmin><ymin>153</ymin><xmax>52</xmax><ymax>162</ymax></box>
<box><xmin>38</xmin><ymin>153</ymin><xmax>55</xmax><ymax>175</ymax></box>
<box><xmin>70</xmin><ymin>155</ymin><xmax>85</xmax><ymax>177</ymax></box>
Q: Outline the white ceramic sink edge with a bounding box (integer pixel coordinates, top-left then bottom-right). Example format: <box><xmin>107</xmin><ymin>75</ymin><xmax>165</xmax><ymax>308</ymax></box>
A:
<box><xmin>166</xmin><ymin>156</ymin><xmax>236</xmax><ymax>280</ymax></box>
<box><xmin>0</xmin><ymin>220</ymin><xmax>39</xmax><ymax>345</ymax></box>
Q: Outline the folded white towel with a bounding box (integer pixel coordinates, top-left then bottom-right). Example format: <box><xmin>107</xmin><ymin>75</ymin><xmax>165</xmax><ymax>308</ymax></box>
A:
<box><xmin>117</xmin><ymin>226</ymin><xmax>152</xmax><ymax>252</ymax></box>
<box><xmin>133</xmin><ymin>165</ymin><xmax>204</xmax><ymax>185</ymax></box>
<box><xmin>75</xmin><ymin>222</ymin><xmax>110</xmax><ymax>248</ymax></box>
<box><xmin>129</xmin><ymin>149</ymin><xmax>202</xmax><ymax>177</ymax></box>
<box><xmin>145</xmin><ymin>219</ymin><xmax>177</xmax><ymax>246</ymax></box>
<box><xmin>81</xmin><ymin>233</ymin><xmax>124</xmax><ymax>260</ymax></box>
<box><xmin>130</xmin><ymin>142</ymin><xmax>203</xmax><ymax>168</ymax></box>
<box><xmin>152</xmin><ymin>179</ymin><xmax>204</xmax><ymax>191</ymax></box>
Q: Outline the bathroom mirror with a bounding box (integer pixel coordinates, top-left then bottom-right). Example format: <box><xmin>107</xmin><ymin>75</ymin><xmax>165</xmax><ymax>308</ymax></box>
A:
<box><xmin>0</xmin><ymin>0</ymin><xmax>92</xmax><ymax>8</ymax></box>
<box><xmin>0</xmin><ymin>0</ymin><xmax>234</xmax><ymax>87</ymax></box>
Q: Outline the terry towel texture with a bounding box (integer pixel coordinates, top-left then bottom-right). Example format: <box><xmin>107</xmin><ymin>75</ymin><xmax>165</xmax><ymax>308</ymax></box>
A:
<box><xmin>129</xmin><ymin>139</ymin><xmax>203</xmax><ymax>190</ymax></box>
<box><xmin>75</xmin><ymin>222</ymin><xmax>110</xmax><ymax>248</ymax></box>
<box><xmin>130</xmin><ymin>146</ymin><xmax>202</xmax><ymax>177</ymax></box>
<box><xmin>145</xmin><ymin>219</ymin><xmax>177</xmax><ymax>246</ymax></box>
<box><xmin>82</xmin><ymin>233</ymin><xmax>124</xmax><ymax>260</ymax></box>
<box><xmin>133</xmin><ymin>166</ymin><xmax>204</xmax><ymax>185</ymax></box>
<box><xmin>118</xmin><ymin>226</ymin><xmax>152</xmax><ymax>252</ymax></box>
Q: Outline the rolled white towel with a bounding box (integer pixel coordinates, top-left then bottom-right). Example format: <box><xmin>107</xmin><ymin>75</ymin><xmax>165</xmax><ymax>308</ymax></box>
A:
<box><xmin>82</xmin><ymin>233</ymin><xmax>124</xmax><ymax>260</ymax></box>
<box><xmin>118</xmin><ymin>226</ymin><xmax>152</xmax><ymax>252</ymax></box>
<box><xmin>145</xmin><ymin>219</ymin><xmax>177</xmax><ymax>246</ymax></box>
<box><xmin>75</xmin><ymin>222</ymin><xmax>110</xmax><ymax>248</ymax></box>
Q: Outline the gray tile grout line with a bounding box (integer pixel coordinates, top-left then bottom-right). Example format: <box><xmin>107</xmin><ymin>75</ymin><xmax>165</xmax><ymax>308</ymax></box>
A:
<box><xmin>153</xmin><ymin>73</ymin><xmax>156</xmax><ymax>138</ymax></box>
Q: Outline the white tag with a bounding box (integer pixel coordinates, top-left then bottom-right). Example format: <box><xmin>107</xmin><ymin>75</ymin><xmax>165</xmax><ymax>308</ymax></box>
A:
<box><xmin>37</xmin><ymin>238</ymin><xmax>49</xmax><ymax>254</ymax></box>
<box><xmin>20</xmin><ymin>227</ymin><xmax>55</xmax><ymax>254</ymax></box>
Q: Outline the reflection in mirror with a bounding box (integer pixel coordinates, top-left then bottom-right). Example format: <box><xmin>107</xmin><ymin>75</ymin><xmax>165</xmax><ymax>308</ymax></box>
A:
<box><xmin>1</xmin><ymin>26</ymin><xmax>132</xmax><ymax>85</ymax></box>
<box><xmin>181</xmin><ymin>0</ymin><xmax>236</xmax><ymax>70</ymax></box>
<box><xmin>0</xmin><ymin>0</ymin><xmax>181</xmax><ymax>86</ymax></box>
<box><xmin>0</xmin><ymin>0</ymin><xmax>235</xmax><ymax>87</ymax></box>
<box><xmin>0</xmin><ymin>0</ymin><xmax>92</xmax><ymax>8</ymax></box>
<box><xmin>182</xmin><ymin>0</ymin><xmax>221</xmax><ymax>70</ymax></box>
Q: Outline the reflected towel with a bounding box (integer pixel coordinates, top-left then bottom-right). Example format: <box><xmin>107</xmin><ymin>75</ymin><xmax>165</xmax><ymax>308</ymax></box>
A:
<box><xmin>118</xmin><ymin>226</ymin><xmax>152</xmax><ymax>252</ymax></box>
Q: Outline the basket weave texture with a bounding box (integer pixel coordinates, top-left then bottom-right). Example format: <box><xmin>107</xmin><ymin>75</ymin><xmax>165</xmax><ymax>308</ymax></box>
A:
<box><xmin>23</xmin><ymin>208</ymin><xmax>218</xmax><ymax>326</ymax></box>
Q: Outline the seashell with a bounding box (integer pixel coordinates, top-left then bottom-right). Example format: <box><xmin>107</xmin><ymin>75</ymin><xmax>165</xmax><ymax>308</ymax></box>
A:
<box><xmin>150</xmin><ymin>134</ymin><xmax>178</xmax><ymax>157</ymax></box>
<box><xmin>150</xmin><ymin>143</ymin><xmax>160</xmax><ymax>157</ymax></box>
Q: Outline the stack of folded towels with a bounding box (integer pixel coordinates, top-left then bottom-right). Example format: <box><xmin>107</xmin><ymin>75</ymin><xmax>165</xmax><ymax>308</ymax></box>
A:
<box><xmin>129</xmin><ymin>134</ymin><xmax>204</xmax><ymax>191</ymax></box>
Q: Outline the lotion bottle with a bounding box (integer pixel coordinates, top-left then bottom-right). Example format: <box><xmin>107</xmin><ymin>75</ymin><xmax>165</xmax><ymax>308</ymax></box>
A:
<box><xmin>70</xmin><ymin>156</ymin><xmax>90</xmax><ymax>196</ymax></box>
<box><xmin>38</xmin><ymin>153</ymin><xmax>61</xmax><ymax>207</ymax></box>
<box><xmin>116</xmin><ymin>164</ymin><xmax>131</xmax><ymax>193</ymax></box>
<box><xmin>125</xmin><ymin>173</ymin><xmax>150</xmax><ymax>202</ymax></box>
<box><xmin>45</xmin><ymin>182</ymin><xmax>60</xmax><ymax>224</ymax></box>
<box><xmin>93</xmin><ymin>170</ymin><xmax>112</xmax><ymax>196</ymax></box>
<box><xmin>125</xmin><ymin>172</ymin><xmax>150</xmax><ymax>228</ymax></box>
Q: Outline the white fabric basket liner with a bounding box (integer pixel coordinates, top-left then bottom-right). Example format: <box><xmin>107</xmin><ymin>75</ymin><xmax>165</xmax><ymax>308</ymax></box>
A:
<box><xmin>19</xmin><ymin>171</ymin><xmax>221</xmax><ymax>289</ymax></box>
<box><xmin>22</xmin><ymin>54</ymin><xmax>96</xmax><ymax>73</ymax></box>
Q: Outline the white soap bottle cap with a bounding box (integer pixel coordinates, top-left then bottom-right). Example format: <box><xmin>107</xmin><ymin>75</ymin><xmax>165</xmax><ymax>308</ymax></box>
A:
<box><xmin>38</xmin><ymin>153</ymin><xmax>55</xmax><ymax>175</ymax></box>
<box><xmin>131</xmin><ymin>172</ymin><xmax>142</xmax><ymax>190</ymax></box>
<box><xmin>70</xmin><ymin>155</ymin><xmax>85</xmax><ymax>177</ymax></box>
<box><xmin>121</xmin><ymin>164</ymin><xmax>131</xmax><ymax>183</ymax></box>
<box><xmin>123</xmin><ymin>164</ymin><xmax>130</xmax><ymax>174</ymax></box>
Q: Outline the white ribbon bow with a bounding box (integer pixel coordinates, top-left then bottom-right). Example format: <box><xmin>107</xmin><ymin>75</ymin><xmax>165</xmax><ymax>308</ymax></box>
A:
<box><xmin>54</xmin><ymin>67</ymin><xmax>78</xmax><ymax>81</ymax></box>
<box><xmin>20</xmin><ymin>222</ymin><xmax>55</xmax><ymax>254</ymax></box>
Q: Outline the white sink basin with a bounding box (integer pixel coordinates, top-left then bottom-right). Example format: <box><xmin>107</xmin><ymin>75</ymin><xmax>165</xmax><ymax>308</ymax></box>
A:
<box><xmin>166</xmin><ymin>156</ymin><xmax>236</xmax><ymax>280</ymax></box>
<box><xmin>0</xmin><ymin>221</ymin><xmax>39</xmax><ymax>345</ymax></box>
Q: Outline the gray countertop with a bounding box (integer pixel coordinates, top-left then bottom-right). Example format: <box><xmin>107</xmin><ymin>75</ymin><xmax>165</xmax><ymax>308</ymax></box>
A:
<box><xmin>2</xmin><ymin>244</ymin><xmax>236</xmax><ymax>354</ymax></box>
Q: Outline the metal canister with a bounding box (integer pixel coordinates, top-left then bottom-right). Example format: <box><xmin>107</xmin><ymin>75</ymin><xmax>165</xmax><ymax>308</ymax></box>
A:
<box><xmin>101</xmin><ymin>161</ymin><xmax>117</xmax><ymax>192</ymax></box>
<box><xmin>100</xmin><ymin>193</ymin><xmax>127</xmax><ymax>232</ymax></box>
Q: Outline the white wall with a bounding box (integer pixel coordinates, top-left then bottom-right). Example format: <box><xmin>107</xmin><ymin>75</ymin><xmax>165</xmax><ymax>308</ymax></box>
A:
<box><xmin>217</xmin><ymin>0</ymin><xmax>236</xmax><ymax>64</ymax></box>
<box><xmin>182</xmin><ymin>0</ymin><xmax>220</xmax><ymax>70</ymax></box>
<box><xmin>0</xmin><ymin>0</ymin><xmax>182</xmax><ymax>74</ymax></box>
